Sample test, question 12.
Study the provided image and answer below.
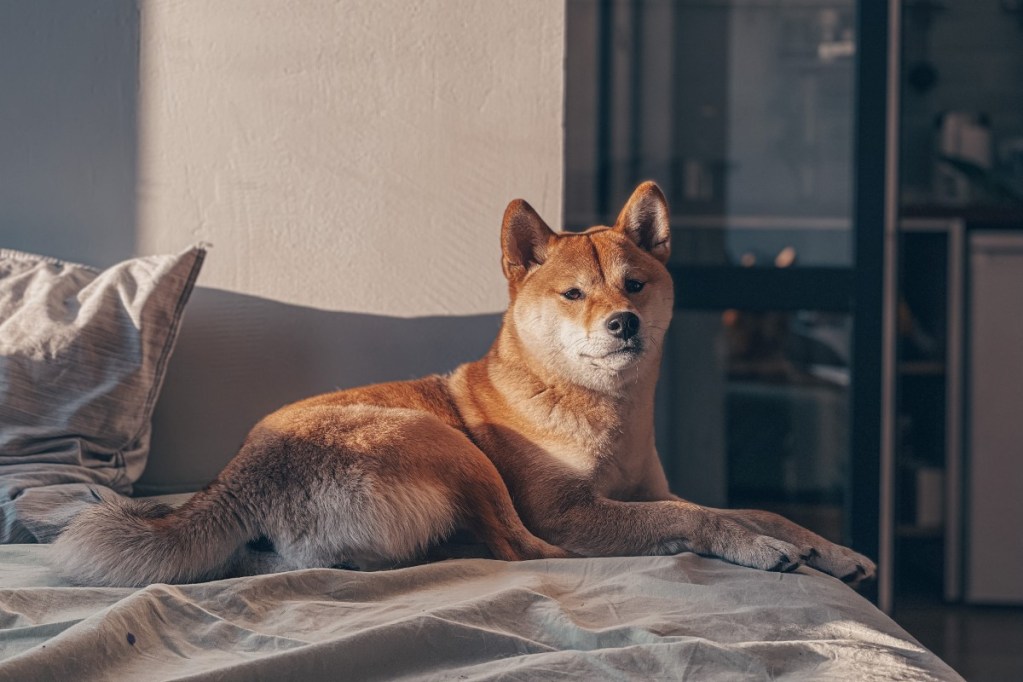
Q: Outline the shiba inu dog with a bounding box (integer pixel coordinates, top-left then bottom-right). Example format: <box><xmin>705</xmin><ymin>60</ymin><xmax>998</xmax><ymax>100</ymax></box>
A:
<box><xmin>54</xmin><ymin>182</ymin><xmax>876</xmax><ymax>588</ymax></box>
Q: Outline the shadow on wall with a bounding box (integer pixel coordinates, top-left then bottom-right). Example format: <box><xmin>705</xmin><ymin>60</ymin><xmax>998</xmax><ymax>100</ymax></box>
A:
<box><xmin>0</xmin><ymin>2</ymin><xmax>138</xmax><ymax>265</ymax></box>
<box><xmin>141</xmin><ymin>288</ymin><xmax>503</xmax><ymax>495</ymax></box>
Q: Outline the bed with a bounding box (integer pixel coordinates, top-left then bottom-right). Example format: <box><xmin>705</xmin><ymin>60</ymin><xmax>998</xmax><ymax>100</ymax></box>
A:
<box><xmin>0</xmin><ymin>248</ymin><xmax>964</xmax><ymax>680</ymax></box>
<box><xmin>0</xmin><ymin>537</ymin><xmax>962</xmax><ymax>681</ymax></box>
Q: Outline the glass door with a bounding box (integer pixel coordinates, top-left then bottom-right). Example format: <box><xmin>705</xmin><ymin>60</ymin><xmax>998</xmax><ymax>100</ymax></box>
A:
<box><xmin>565</xmin><ymin>0</ymin><xmax>897</xmax><ymax>606</ymax></box>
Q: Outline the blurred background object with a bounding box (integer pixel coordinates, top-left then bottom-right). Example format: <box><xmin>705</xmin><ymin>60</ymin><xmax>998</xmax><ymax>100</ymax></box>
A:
<box><xmin>565</xmin><ymin>1</ymin><xmax>1023</xmax><ymax>678</ymax></box>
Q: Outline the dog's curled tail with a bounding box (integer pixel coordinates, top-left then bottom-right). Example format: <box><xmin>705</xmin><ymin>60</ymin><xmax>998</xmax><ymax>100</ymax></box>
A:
<box><xmin>52</xmin><ymin>489</ymin><xmax>253</xmax><ymax>587</ymax></box>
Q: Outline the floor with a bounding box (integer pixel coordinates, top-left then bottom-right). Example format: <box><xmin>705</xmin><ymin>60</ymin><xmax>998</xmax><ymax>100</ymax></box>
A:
<box><xmin>893</xmin><ymin>594</ymin><xmax>1023</xmax><ymax>681</ymax></box>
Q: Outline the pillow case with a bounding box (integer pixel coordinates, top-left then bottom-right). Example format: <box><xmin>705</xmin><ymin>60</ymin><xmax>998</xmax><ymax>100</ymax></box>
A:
<box><xmin>0</xmin><ymin>246</ymin><xmax>205</xmax><ymax>542</ymax></box>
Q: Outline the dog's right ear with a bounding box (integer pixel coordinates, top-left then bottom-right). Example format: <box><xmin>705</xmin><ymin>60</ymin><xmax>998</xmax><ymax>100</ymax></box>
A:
<box><xmin>501</xmin><ymin>199</ymin><xmax>555</xmax><ymax>281</ymax></box>
<box><xmin>614</xmin><ymin>181</ymin><xmax>671</xmax><ymax>263</ymax></box>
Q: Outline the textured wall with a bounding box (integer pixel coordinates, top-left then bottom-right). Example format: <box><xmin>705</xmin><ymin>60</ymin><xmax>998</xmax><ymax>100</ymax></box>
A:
<box><xmin>136</xmin><ymin>0</ymin><xmax>564</xmax><ymax>316</ymax></box>
<box><xmin>0</xmin><ymin>2</ymin><xmax>565</xmax><ymax>491</ymax></box>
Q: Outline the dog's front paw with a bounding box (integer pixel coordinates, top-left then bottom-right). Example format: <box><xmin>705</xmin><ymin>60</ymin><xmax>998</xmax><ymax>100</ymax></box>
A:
<box><xmin>805</xmin><ymin>545</ymin><xmax>877</xmax><ymax>585</ymax></box>
<box><xmin>728</xmin><ymin>535</ymin><xmax>803</xmax><ymax>573</ymax></box>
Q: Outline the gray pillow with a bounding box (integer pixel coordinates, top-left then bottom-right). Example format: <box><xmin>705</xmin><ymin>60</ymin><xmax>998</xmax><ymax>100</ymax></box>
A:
<box><xmin>0</xmin><ymin>246</ymin><xmax>205</xmax><ymax>542</ymax></box>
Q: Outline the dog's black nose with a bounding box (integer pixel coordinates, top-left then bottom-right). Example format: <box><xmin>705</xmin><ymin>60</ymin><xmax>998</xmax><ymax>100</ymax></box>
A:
<box><xmin>606</xmin><ymin>312</ymin><xmax>640</xmax><ymax>340</ymax></box>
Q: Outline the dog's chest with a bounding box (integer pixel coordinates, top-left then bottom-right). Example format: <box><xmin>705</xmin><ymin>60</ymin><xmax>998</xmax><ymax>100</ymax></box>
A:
<box><xmin>483</xmin><ymin>400</ymin><xmax>620</xmax><ymax>480</ymax></box>
<box><xmin>528</xmin><ymin>429</ymin><xmax>652</xmax><ymax>498</ymax></box>
<box><xmin>591</xmin><ymin>428</ymin><xmax>656</xmax><ymax>499</ymax></box>
<box><xmin>524</xmin><ymin>397</ymin><xmax>621</xmax><ymax>467</ymax></box>
<box><xmin>534</xmin><ymin>417</ymin><xmax>652</xmax><ymax>498</ymax></box>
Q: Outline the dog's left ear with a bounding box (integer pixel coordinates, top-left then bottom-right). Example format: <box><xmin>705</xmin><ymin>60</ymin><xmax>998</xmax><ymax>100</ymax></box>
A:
<box><xmin>501</xmin><ymin>199</ymin><xmax>556</xmax><ymax>281</ymax></box>
<box><xmin>614</xmin><ymin>181</ymin><xmax>671</xmax><ymax>264</ymax></box>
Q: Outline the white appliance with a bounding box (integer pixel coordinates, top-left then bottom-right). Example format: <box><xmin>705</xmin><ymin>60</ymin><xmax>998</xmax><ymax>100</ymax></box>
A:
<box><xmin>966</xmin><ymin>231</ymin><xmax>1023</xmax><ymax>604</ymax></box>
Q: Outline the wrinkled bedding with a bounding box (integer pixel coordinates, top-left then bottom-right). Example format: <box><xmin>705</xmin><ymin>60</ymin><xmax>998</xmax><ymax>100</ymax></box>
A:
<box><xmin>0</xmin><ymin>547</ymin><xmax>961</xmax><ymax>681</ymax></box>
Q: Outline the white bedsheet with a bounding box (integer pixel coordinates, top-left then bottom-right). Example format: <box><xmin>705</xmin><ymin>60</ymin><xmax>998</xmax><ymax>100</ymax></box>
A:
<box><xmin>0</xmin><ymin>547</ymin><xmax>962</xmax><ymax>681</ymax></box>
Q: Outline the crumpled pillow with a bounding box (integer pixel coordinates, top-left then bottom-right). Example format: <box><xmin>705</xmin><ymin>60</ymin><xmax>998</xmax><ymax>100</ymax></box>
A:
<box><xmin>0</xmin><ymin>246</ymin><xmax>205</xmax><ymax>542</ymax></box>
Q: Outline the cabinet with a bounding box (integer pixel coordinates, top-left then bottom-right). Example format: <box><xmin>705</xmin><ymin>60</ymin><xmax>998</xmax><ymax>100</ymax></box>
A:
<box><xmin>895</xmin><ymin>219</ymin><xmax>964</xmax><ymax>602</ymax></box>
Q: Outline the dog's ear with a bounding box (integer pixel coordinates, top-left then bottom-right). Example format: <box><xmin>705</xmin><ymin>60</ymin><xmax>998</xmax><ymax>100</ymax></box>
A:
<box><xmin>614</xmin><ymin>181</ymin><xmax>671</xmax><ymax>264</ymax></box>
<box><xmin>501</xmin><ymin>199</ymin><xmax>555</xmax><ymax>280</ymax></box>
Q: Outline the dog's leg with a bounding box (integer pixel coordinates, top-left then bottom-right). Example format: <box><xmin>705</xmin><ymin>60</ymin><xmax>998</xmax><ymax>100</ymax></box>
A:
<box><xmin>245</xmin><ymin>405</ymin><xmax>569</xmax><ymax>571</ymax></box>
<box><xmin>715</xmin><ymin>508</ymin><xmax>876</xmax><ymax>584</ymax></box>
<box><xmin>353</xmin><ymin>411</ymin><xmax>573</xmax><ymax>563</ymax></box>
<box><xmin>538</xmin><ymin>496</ymin><xmax>803</xmax><ymax>572</ymax></box>
<box><xmin>463</xmin><ymin>488</ymin><xmax>573</xmax><ymax>562</ymax></box>
<box><xmin>451</xmin><ymin>445</ymin><xmax>573</xmax><ymax>562</ymax></box>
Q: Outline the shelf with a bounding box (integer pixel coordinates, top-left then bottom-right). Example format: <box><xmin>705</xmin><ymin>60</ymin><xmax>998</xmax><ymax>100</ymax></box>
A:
<box><xmin>894</xmin><ymin>220</ymin><xmax>965</xmax><ymax>602</ymax></box>
<box><xmin>898</xmin><ymin>361</ymin><xmax>945</xmax><ymax>376</ymax></box>
<box><xmin>897</xmin><ymin>524</ymin><xmax>944</xmax><ymax>539</ymax></box>
<box><xmin>898</xmin><ymin>458</ymin><xmax>944</xmax><ymax>471</ymax></box>
<box><xmin>903</xmin><ymin>0</ymin><xmax>947</xmax><ymax>9</ymax></box>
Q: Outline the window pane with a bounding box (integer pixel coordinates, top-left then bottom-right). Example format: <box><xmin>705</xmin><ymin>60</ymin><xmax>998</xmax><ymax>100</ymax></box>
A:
<box><xmin>565</xmin><ymin>0</ymin><xmax>857</xmax><ymax>268</ymax></box>
<box><xmin>660</xmin><ymin>309</ymin><xmax>851</xmax><ymax>542</ymax></box>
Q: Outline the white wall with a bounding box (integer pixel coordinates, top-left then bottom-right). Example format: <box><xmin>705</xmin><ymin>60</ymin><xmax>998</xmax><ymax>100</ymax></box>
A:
<box><xmin>1</xmin><ymin>1</ymin><xmax>565</xmax><ymax>491</ymax></box>
<box><xmin>138</xmin><ymin>0</ymin><xmax>564</xmax><ymax>316</ymax></box>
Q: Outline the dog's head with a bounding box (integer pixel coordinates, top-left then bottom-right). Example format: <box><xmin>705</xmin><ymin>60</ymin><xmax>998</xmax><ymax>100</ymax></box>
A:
<box><xmin>500</xmin><ymin>181</ymin><xmax>674</xmax><ymax>393</ymax></box>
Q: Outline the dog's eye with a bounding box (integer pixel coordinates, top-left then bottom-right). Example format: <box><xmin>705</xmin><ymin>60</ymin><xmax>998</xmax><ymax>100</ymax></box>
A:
<box><xmin>625</xmin><ymin>279</ymin><xmax>645</xmax><ymax>293</ymax></box>
<box><xmin>562</xmin><ymin>288</ymin><xmax>584</xmax><ymax>300</ymax></box>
